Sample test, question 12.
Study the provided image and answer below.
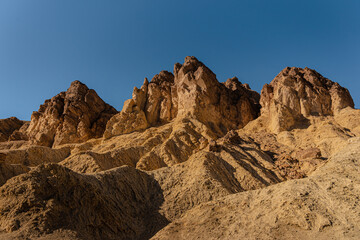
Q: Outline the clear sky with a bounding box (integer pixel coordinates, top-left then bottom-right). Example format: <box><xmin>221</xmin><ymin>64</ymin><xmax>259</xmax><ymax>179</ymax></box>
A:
<box><xmin>0</xmin><ymin>0</ymin><xmax>359</xmax><ymax>120</ymax></box>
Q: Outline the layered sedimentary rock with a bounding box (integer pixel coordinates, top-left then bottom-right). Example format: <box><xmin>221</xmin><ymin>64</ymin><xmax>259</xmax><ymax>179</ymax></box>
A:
<box><xmin>104</xmin><ymin>56</ymin><xmax>260</xmax><ymax>138</ymax></box>
<box><xmin>26</xmin><ymin>81</ymin><xmax>117</xmax><ymax>147</ymax></box>
<box><xmin>0</xmin><ymin>117</ymin><xmax>25</xmax><ymax>142</ymax></box>
<box><xmin>260</xmin><ymin>67</ymin><xmax>354</xmax><ymax>132</ymax></box>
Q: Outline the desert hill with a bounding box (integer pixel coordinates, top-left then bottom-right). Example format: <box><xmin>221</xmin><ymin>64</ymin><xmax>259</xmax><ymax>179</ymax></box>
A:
<box><xmin>0</xmin><ymin>57</ymin><xmax>359</xmax><ymax>239</ymax></box>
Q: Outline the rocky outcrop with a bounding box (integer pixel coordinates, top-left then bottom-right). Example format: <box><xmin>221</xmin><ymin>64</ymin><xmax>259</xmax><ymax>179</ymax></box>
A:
<box><xmin>173</xmin><ymin>57</ymin><xmax>260</xmax><ymax>132</ymax></box>
<box><xmin>26</xmin><ymin>81</ymin><xmax>118</xmax><ymax>147</ymax></box>
<box><xmin>152</xmin><ymin>135</ymin><xmax>283</xmax><ymax>221</ymax></box>
<box><xmin>0</xmin><ymin>162</ymin><xmax>29</xmax><ymax>186</ymax></box>
<box><xmin>0</xmin><ymin>146</ymin><xmax>70</xmax><ymax>166</ymax></box>
<box><xmin>334</xmin><ymin>107</ymin><xmax>360</xmax><ymax>136</ymax></box>
<box><xmin>0</xmin><ymin>164</ymin><xmax>167</xmax><ymax>240</ymax></box>
<box><xmin>260</xmin><ymin>67</ymin><xmax>354</xmax><ymax>132</ymax></box>
<box><xmin>0</xmin><ymin>57</ymin><xmax>359</xmax><ymax>240</ymax></box>
<box><xmin>0</xmin><ymin>117</ymin><xmax>25</xmax><ymax>142</ymax></box>
<box><xmin>72</xmin><ymin>118</ymin><xmax>213</xmax><ymax>172</ymax></box>
<box><xmin>104</xmin><ymin>57</ymin><xmax>260</xmax><ymax>138</ymax></box>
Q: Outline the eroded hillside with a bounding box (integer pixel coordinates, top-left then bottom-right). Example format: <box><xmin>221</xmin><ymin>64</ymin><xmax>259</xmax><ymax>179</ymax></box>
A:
<box><xmin>0</xmin><ymin>57</ymin><xmax>359</xmax><ymax>240</ymax></box>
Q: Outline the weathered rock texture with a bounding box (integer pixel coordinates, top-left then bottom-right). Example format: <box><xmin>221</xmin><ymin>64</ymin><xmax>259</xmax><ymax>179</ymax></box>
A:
<box><xmin>334</xmin><ymin>107</ymin><xmax>360</xmax><ymax>136</ymax></box>
<box><xmin>0</xmin><ymin>145</ymin><xmax>70</xmax><ymax>166</ymax></box>
<box><xmin>26</xmin><ymin>81</ymin><xmax>117</xmax><ymax>147</ymax></box>
<box><xmin>151</xmin><ymin>134</ymin><xmax>283</xmax><ymax>221</ymax></box>
<box><xmin>104</xmin><ymin>56</ymin><xmax>260</xmax><ymax>138</ymax></box>
<box><xmin>152</xmin><ymin>138</ymin><xmax>360</xmax><ymax>240</ymax></box>
<box><xmin>0</xmin><ymin>164</ymin><xmax>167</xmax><ymax>240</ymax></box>
<box><xmin>67</xmin><ymin>118</ymin><xmax>219</xmax><ymax>172</ymax></box>
<box><xmin>0</xmin><ymin>162</ymin><xmax>29</xmax><ymax>186</ymax></box>
<box><xmin>0</xmin><ymin>57</ymin><xmax>359</xmax><ymax>240</ymax></box>
<box><xmin>0</xmin><ymin>117</ymin><xmax>25</xmax><ymax>142</ymax></box>
<box><xmin>260</xmin><ymin>67</ymin><xmax>354</xmax><ymax>132</ymax></box>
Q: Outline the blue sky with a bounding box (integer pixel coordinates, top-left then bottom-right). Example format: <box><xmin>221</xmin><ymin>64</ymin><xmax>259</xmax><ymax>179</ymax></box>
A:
<box><xmin>0</xmin><ymin>0</ymin><xmax>359</xmax><ymax>120</ymax></box>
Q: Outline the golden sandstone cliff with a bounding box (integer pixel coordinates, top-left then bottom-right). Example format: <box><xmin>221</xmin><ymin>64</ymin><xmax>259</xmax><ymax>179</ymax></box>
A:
<box><xmin>0</xmin><ymin>57</ymin><xmax>359</xmax><ymax>240</ymax></box>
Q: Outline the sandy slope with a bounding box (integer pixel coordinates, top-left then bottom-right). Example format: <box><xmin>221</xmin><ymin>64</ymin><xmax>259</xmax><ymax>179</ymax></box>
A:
<box><xmin>152</xmin><ymin>138</ymin><xmax>360</xmax><ymax>240</ymax></box>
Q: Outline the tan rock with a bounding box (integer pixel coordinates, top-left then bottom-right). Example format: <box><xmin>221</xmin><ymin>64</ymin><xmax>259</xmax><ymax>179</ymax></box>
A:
<box><xmin>105</xmin><ymin>57</ymin><xmax>260</xmax><ymax>139</ymax></box>
<box><xmin>334</xmin><ymin>107</ymin><xmax>360</xmax><ymax>135</ymax></box>
<box><xmin>0</xmin><ymin>58</ymin><xmax>359</xmax><ymax>240</ymax></box>
<box><xmin>152</xmin><ymin>138</ymin><xmax>360</xmax><ymax>240</ymax></box>
<box><xmin>26</xmin><ymin>80</ymin><xmax>117</xmax><ymax>147</ymax></box>
<box><xmin>8</xmin><ymin>122</ymin><xmax>29</xmax><ymax>141</ymax></box>
<box><xmin>295</xmin><ymin>147</ymin><xmax>322</xmax><ymax>160</ymax></box>
<box><xmin>243</xmin><ymin>115</ymin><xmax>351</xmax><ymax>177</ymax></box>
<box><xmin>0</xmin><ymin>146</ymin><xmax>70</xmax><ymax>166</ymax></box>
<box><xmin>60</xmin><ymin>151</ymin><xmax>136</xmax><ymax>173</ymax></box>
<box><xmin>0</xmin><ymin>162</ymin><xmax>29</xmax><ymax>186</ymax></box>
<box><xmin>174</xmin><ymin>57</ymin><xmax>260</xmax><ymax>134</ymax></box>
<box><xmin>0</xmin><ymin>117</ymin><xmax>25</xmax><ymax>142</ymax></box>
<box><xmin>260</xmin><ymin>67</ymin><xmax>354</xmax><ymax>132</ymax></box>
<box><xmin>0</xmin><ymin>164</ymin><xmax>167</xmax><ymax>239</ymax></box>
<box><xmin>152</xmin><ymin>141</ymin><xmax>282</xmax><ymax>221</ymax></box>
<box><xmin>103</xmin><ymin>99</ymin><xmax>149</xmax><ymax>138</ymax></box>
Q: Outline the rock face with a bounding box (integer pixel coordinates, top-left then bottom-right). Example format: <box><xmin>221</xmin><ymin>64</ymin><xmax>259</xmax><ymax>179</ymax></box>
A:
<box><xmin>0</xmin><ymin>117</ymin><xmax>25</xmax><ymax>142</ymax></box>
<box><xmin>0</xmin><ymin>145</ymin><xmax>71</xmax><ymax>166</ymax></box>
<box><xmin>0</xmin><ymin>57</ymin><xmax>359</xmax><ymax>240</ymax></box>
<box><xmin>334</xmin><ymin>107</ymin><xmax>360</xmax><ymax>136</ymax></box>
<box><xmin>0</xmin><ymin>164</ymin><xmax>167</xmax><ymax>240</ymax></box>
<box><xmin>0</xmin><ymin>162</ymin><xmax>29</xmax><ymax>186</ymax></box>
<box><xmin>26</xmin><ymin>81</ymin><xmax>117</xmax><ymax>147</ymax></box>
<box><xmin>104</xmin><ymin>57</ymin><xmax>260</xmax><ymax>138</ymax></box>
<box><xmin>260</xmin><ymin>67</ymin><xmax>354</xmax><ymax>132</ymax></box>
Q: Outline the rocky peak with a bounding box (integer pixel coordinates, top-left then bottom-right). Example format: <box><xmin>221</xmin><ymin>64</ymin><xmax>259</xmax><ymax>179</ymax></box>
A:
<box><xmin>224</xmin><ymin>77</ymin><xmax>260</xmax><ymax>107</ymax></box>
<box><xmin>174</xmin><ymin>56</ymin><xmax>219</xmax><ymax>91</ymax></box>
<box><xmin>173</xmin><ymin>57</ymin><xmax>260</xmax><ymax>132</ymax></box>
<box><xmin>224</xmin><ymin>77</ymin><xmax>243</xmax><ymax>91</ymax></box>
<box><xmin>26</xmin><ymin>80</ymin><xmax>118</xmax><ymax>147</ymax></box>
<box><xmin>174</xmin><ymin>56</ymin><xmax>205</xmax><ymax>76</ymax></box>
<box><xmin>65</xmin><ymin>80</ymin><xmax>89</xmax><ymax>101</ymax></box>
<box><xmin>104</xmin><ymin>56</ymin><xmax>260</xmax><ymax>138</ymax></box>
<box><xmin>260</xmin><ymin>67</ymin><xmax>354</xmax><ymax>132</ymax></box>
<box><xmin>150</xmin><ymin>71</ymin><xmax>174</xmax><ymax>84</ymax></box>
<box><xmin>0</xmin><ymin>117</ymin><xmax>25</xmax><ymax>142</ymax></box>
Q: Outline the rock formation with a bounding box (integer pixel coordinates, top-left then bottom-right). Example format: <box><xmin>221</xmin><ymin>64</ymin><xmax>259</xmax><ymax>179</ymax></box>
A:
<box><xmin>152</xmin><ymin>138</ymin><xmax>360</xmax><ymax>240</ymax></box>
<box><xmin>334</xmin><ymin>107</ymin><xmax>360</xmax><ymax>136</ymax></box>
<box><xmin>260</xmin><ymin>67</ymin><xmax>354</xmax><ymax>132</ymax></box>
<box><xmin>0</xmin><ymin>145</ymin><xmax>70</xmax><ymax>166</ymax></box>
<box><xmin>0</xmin><ymin>117</ymin><xmax>25</xmax><ymax>142</ymax></box>
<box><xmin>0</xmin><ymin>57</ymin><xmax>359</xmax><ymax>240</ymax></box>
<box><xmin>0</xmin><ymin>161</ymin><xmax>29</xmax><ymax>186</ymax></box>
<box><xmin>104</xmin><ymin>56</ymin><xmax>260</xmax><ymax>138</ymax></box>
<box><xmin>0</xmin><ymin>164</ymin><xmax>167</xmax><ymax>240</ymax></box>
<box><xmin>26</xmin><ymin>80</ymin><xmax>117</xmax><ymax>147</ymax></box>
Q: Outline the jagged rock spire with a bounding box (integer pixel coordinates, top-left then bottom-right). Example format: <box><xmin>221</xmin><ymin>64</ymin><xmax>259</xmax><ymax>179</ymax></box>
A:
<box><xmin>26</xmin><ymin>80</ymin><xmax>118</xmax><ymax>147</ymax></box>
<box><xmin>104</xmin><ymin>56</ymin><xmax>260</xmax><ymax>138</ymax></box>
